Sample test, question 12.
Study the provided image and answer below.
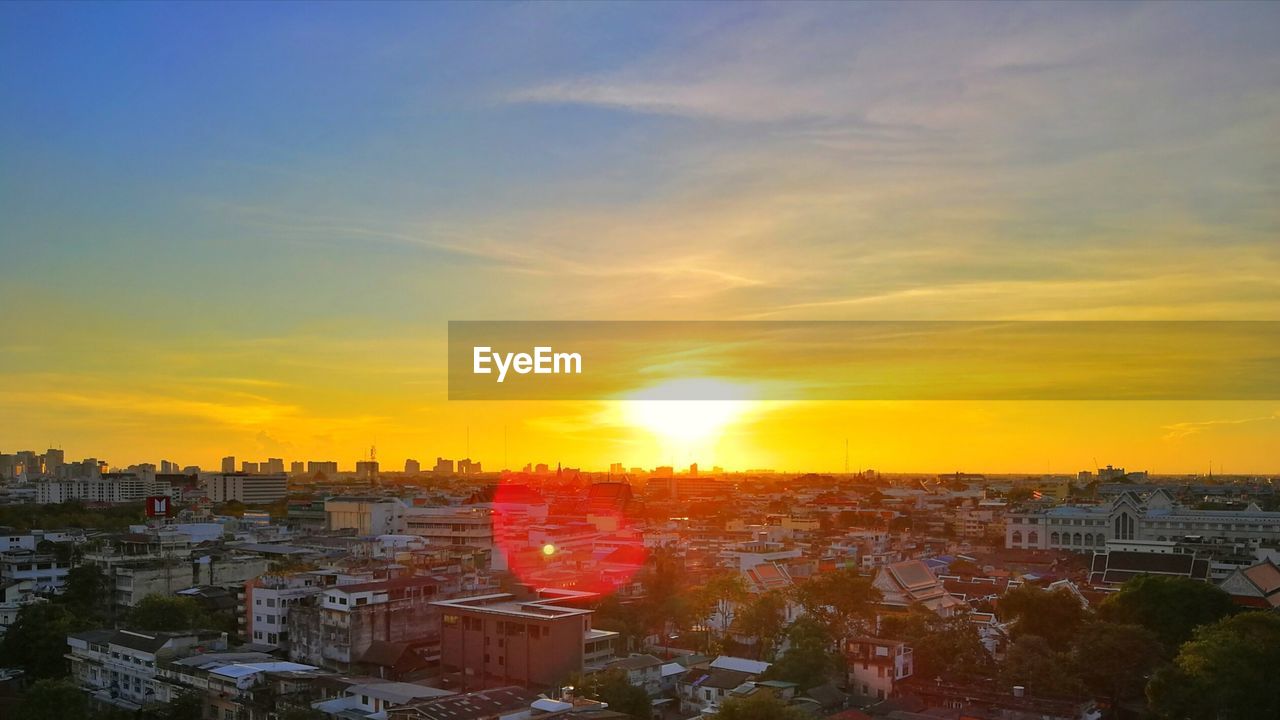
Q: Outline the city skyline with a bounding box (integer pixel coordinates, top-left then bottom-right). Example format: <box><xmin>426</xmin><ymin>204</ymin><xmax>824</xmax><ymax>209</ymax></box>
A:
<box><xmin>3</xmin><ymin>3</ymin><xmax>1279</xmax><ymax>472</ymax></box>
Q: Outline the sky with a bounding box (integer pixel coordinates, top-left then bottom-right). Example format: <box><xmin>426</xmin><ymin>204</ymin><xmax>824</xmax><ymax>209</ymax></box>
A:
<box><xmin>2</xmin><ymin>2</ymin><xmax>1279</xmax><ymax>474</ymax></box>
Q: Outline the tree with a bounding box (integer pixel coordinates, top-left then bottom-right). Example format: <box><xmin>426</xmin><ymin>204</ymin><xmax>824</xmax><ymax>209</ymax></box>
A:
<box><xmin>139</xmin><ymin>692</ymin><xmax>205</xmax><ymax>720</ymax></box>
<box><xmin>13</xmin><ymin>678</ymin><xmax>89</xmax><ymax>720</ymax></box>
<box><xmin>1069</xmin><ymin>621</ymin><xmax>1161</xmax><ymax>707</ymax></box>
<box><xmin>1100</xmin><ymin>575</ymin><xmax>1235</xmax><ymax>654</ymax></box>
<box><xmin>879</xmin><ymin>606</ymin><xmax>991</xmax><ymax>680</ymax></box>
<box><xmin>60</xmin><ymin>564</ymin><xmax>109</xmax><ymax>619</ymax></box>
<box><xmin>997</xmin><ymin>585</ymin><xmax>1086</xmax><ymax>651</ymax></box>
<box><xmin>764</xmin><ymin>617</ymin><xmax>838</xmax><ymax>690</ymax></box>
<box><xmin>790</xmin><ymin>567</ymin><xmax>880</xmax><ymax>646</ymax></box>
<box><xmin>0</xmin><ymin>603</ymin><xmax>93</xmax><ymax>679</ymax></box>
<box><xmin>714</xmin><ymin>693</ymin><xmax>807</xmax><ymax>720</ymax></box>
<box><xmin>696</xmin><ymin>572</ymin><xmax>750</xmax><ymax>645</ymax></box>
<box><xmin>128</xmin><ymin>594</ymin><xmax>211</xmax><ymax>631</ymax></box>
<box><xmin>1147</xmin><ymin>611</ymin><xmax>1280</xmax><ymax>720</ymax></box>
<box><xmin>1000</xmin><ymin>635</ymin><xmax>1081</xmax><ymax>697</ymax></box>
<box><xmin>575</xmin><ymin>669</ymin><xmax>651</xmax><ymax>720</ymax></box>
<box><xmin>947</xmin><ymin>559</ymin><xmax>981</xmax><ymax>578</ymax></box>
<box><xmin>733</xmin><ymin>591</ymin><xmax>788</xmax><ymax>660</ymax></box>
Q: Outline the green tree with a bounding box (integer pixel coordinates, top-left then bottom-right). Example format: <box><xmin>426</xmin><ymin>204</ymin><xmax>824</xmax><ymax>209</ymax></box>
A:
<box><xmin>714</xmin><ymin>693</ymin><xmax>807</xmax><ymax>720</ymax></box>
<box><xmin>1001</xmin><ymin>635</ymin><xmax>1081</xmax><ymax>697</ymax></box>
<box><xmin>1100</xmin><ymin>575</ymin><xmax>1235</xmax><ymax>653</ymax></box>
<box><xmin>0</xmin><ymin>603</ymin><xmax>93</xmax><ymax>679</ymax></box>
<box><xmin>1147</xmin><ymin>611</ymin><xmax>1280</xmax><ymax>720</ymax></box>
<box><xmin>997</xmin><ymin>585</ymin><xmax>1086</xmax><ymax>651</ymax></box>
<box><xmin>128</xmin><ymin>594</ymin><xmax>211</xmax><ymax>631</ymax></box>
<box><xmin>575</xmin><ymin>669</ymin><xmax>651</xmax><ymax>720</ymax></box>
<box><xmin>879</xmin><ymin>606</ymin><xmax>991</xmax><ymax>680</ymax></box>
<box><xmin>1069</xmin><ymin>621</ymin><xmax>1161</xmax><ymax>707</ymax></box>
<box><xmin>594</xmin><ymin>594</ymin><xmax>648</xmax><ymax>654</ymax></box>
<box><xmin>139</xmin><ymin>692</ymin><xmax>204</xmax><ymax>720</ymax></box>
<box><xmin>764</xmin><ymin>617</ymin><xmax>838</xmax><ymax>690</ymax></box>
<box><xmin>60</xmin><ymin>564</ymin><xmax>109</xmax><ymax>619</ymax></box>
<box><xmin>13</xmin><ymin>678</ymin><xmax>89</xmax><ymax>720</ymax></box>
<box><xmin>733</xmin><ymin>591</ymin><xmax>788</xmax><ymax>660</ymax></box>
<box><xmin>697</xmin><ymin>572</ymin><xmax>750</xmax><ymax>644</ymax></box>
<box><xmin>790</xmin><ymin>567</ymin><xmax>880</xmax><ymax>646</ymax></box>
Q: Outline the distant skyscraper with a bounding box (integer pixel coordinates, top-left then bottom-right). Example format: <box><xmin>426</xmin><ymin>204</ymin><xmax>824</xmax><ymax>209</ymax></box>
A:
<box><xmin>290</xmin><ymin>461</ymin><xmax>304</xmax><ymax>475</ymax></box>
<box><xmin>221</xmin><ymin>456</ymin><xmax>236</xmax><ymax>474</ymax></box>
<box><xmin>241</xmin><ymin>461</ymin><xmax>259</xmax><ymax>474</ymax></box>
<box><xmin>43</xmin><ymin>448</ymin><xmax>65</xmax><ymax>476</ymax></box>
<box><xmin>356</xmin><ymin>460</ymin><xmax>379</xmax><ymax>482</ymax></box>
<box><xmin>263</xmin><ymin>458</ymin><xmax>285</xmax><ymax>474</ymax></box>
<box><xmin>404</xmin><ymin>458</ymin><xmax>420</xmax><ymax>474</ymax></box>
<box><xmin>434</xmin><ymin>457</ymin><xmax>454</xmax><ymax>475</ymax></box>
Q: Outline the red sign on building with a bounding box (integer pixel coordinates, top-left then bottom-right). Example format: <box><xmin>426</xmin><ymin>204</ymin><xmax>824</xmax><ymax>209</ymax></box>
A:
<box><xmin>145</xmin><ymin>495</ymin><xmax>171</xmax><ymax>517</ymax></box>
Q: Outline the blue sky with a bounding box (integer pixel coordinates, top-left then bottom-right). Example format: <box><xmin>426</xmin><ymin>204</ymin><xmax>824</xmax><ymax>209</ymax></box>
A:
<box><xmin>2</xmin><ymin>2</ymin><xmax>1278</xmax><ymax>471</ymax></box>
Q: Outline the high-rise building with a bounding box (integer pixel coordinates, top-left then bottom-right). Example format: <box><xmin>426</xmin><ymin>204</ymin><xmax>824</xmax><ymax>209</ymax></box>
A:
<box><xmin>263</xmin><ymin>458</ymin><xmax>285</xmax><ymax>474</ymax></box>
<box><xmin>221</xmin><ymin>456</ymin><xmax>236</xmax><ymax>474</ymax></box>
<box><xmin>241</xmin><ymin>461</ymin><xmax>259</xmax><ymax>474</ymax></box>
<box><xmin>43</xmin><ymin>448</ymin><xmax>65</xmax><ymax>476</ymax></box>
<box><xmin>356</xmin><ymin>460</ymin><xmax>379</xmax><ymax>482</ymax></box>
<box><xmin>434</xmin><ymin>457</ymin><xmax>455</xmax><ymax>475</ymax></box>
<box><xmin>307</xmin><ymin>461</ymin><xmax>339</xmax><ymax>477</ymax></box>
<box><xmin>203</xmin><ymin>473</ymin><xmax>288</xmax><ymax>504</ymax></box>
<box><xmin>404</xmin><ymin>458</ymin><xmax>421</xmax><ymax>474</ymax></box>
<box><xmin>290</xmin><ymin>461</ymin><xmax>305</xmax><ymax>475</ymax></box>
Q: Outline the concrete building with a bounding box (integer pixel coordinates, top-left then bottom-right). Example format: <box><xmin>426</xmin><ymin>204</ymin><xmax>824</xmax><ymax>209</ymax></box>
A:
<box><xmin>204</xmin><ymin>473</ymin><xmax>288</xmax><ymax>504</ymax></box>
<box><xmin>403</xmin><ymin>506</ymin><xmax>495</xmax><ymax>549</ymax></box>
<box><xmin>433</xmin><ymin>589</ymin><xmax>618</xmax><ymax>690</ymax></box>
<box><xmin>1007</xmin><ymin>489</ymin><xmax>1280</xmax><ymax>551</ymax></box>
<box><xmin>0</xmin><ymin>550</ymin><xmax>71</xmax><ymax>595</ymax></box>
<box><xmin>287</xmin><ymin>576</ymin><xmax>445</xmax><ymax>670</ymax></box>
<box><xmin>243</xmin><ymin>570</ymin><xmax>373</xmax><ymax>649</ymax></box>
<box><xmin>222</xmin><ymin>456</ymin><xmax>236</xmax><ymax>474</ymax></box>
<box><xmin>326</xmin><ymin>496</ymin><xmax>406</xmax><ymax>535</ymax></box>
<box><xmin>405</xmin><ymin>459</ymin><xmax>421</xmax><ymax>474</ymax></box>
<box><xmin>66</xmin><ymin>629</ymin><xmax>228</xmax><ymax>711</ymax></box>
<box><xmin>846</xmin><ymin>637</ymin><xmax>913</xmax><ymax>702</ymax></box>
<box><xmin>38</xmin><ymin>472</ymin><xmax>180</xmax><ymax>505</ymax></box>
<box><xmin>111</xmin><ymin>555</ymin><xmax>270</xmax><ymax>608</ymax></box>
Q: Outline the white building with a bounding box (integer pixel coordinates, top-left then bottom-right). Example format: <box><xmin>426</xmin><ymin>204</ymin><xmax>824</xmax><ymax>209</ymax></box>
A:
<box><xmin>66</xmin><ymin>629</ymin><xmax>228</xmax><ymax>711</ymax></box>
<box><xmin>1007</xmin><ymin>489</ymin><xmax>1280</xmax><ymax>551</ymax></box>
<box><xmin>402</xmin><ymin>506</ymin><xmax>495</xmax><ymax>549</ymax></box>
<box><xmin>203</xmin><ymin>473</ymin><xmax>288</xmax><ymax>504</ymax></box>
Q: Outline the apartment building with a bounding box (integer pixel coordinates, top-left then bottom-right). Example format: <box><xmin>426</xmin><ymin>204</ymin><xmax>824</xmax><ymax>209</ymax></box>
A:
<box><xmin>203</xmin><ymin>473</ymin><xmax>288</xmax><ymax>504</ymax></box>
<box><xmin>433</xmin><ymin>589</ymin><xmax>618</xmax><ymax>690</ymax></box>
<box><xmin>243</xmin><ymin>570</ymin><xmax>374</xmax><ymax>649</ymax></box>
<box><xmin>287</xmin><ymin>576</ymin><xmax>445</xmax><ymax>670</ymax></box>
<box><xmin>38</xmin><ymin>472</ymin><xmax>180</xmax><ymax>505</ymax></box>
<box><xmin>325</xmin><ymin>496</ymin><xmax>406</xmax><ymax>535</ymax></box>
<box><xmin>846</xmin><ymin>637</ymin><xmax>913</xmax><ymax>702</ymax></box>
<box><xmin>0</xmin><ymin>550</ymin><xmax>71</xmax><ymax>594</ymax></box>
<box><xmin>65</xmin><ymin>629</ymin><xmax>228</xmax><ymax>711</ymax></box>
<box><xmin>403</xmin><ymin>506</ymin><xmax>495</xmax><ymax>549</ymax></box>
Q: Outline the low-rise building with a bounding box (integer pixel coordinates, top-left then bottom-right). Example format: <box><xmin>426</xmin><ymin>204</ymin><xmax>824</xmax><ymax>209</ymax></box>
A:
<box><xmin>845</xmin><ymin>637</ymin><xmax>912</xmax><ymax>702</ymax></box>
<box><xmin>66</xmin><ymin>629</ymin><xmax>228</xmax><ymax>711</ymax></box>
<box><xmin>433</xmin><ymin>589</ymin><xmax>618</xmax><ymax>690</ymax></box>
<box><xmin>287</xmin><ymin>576</ymin><xmax>445</xmax><ymax>671</ymax></box>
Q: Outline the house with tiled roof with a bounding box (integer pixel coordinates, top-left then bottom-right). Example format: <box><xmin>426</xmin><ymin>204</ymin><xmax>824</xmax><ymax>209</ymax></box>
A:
<box><xmin>1219</xmin><ymin>559</ymin><xmax>1280</xmax><ymax>609</ymax></box>
<box><xmin>873</xmin><ymin>560</ymin><xmax>965</xmax><ymax>617</ymax></box>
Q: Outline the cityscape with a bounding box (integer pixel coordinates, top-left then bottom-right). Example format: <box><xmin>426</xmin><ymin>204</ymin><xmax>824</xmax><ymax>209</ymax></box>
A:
<box><xmin>4</xmin><ymin>2</ymin><xmax>1280</xmax><ymax>720</ymax></box>
<box><xmin>0</xmin><ymin>447</ymin><xmax>1278</xmax><ymax>719</ymax></box>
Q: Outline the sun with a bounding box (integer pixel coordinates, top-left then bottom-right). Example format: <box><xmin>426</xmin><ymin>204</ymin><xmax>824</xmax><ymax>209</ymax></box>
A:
<box><xmin>622</xmin><ymin>379</ymin><xmax>756</xmax><ymax>444</ymax></box>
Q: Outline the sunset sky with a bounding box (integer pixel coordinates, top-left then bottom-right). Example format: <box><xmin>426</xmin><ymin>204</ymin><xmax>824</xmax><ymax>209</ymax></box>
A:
<box><xmin>2</xmin><ymin>2</ymin><xmax>1279</xmax><ymax>473</ymax></box>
